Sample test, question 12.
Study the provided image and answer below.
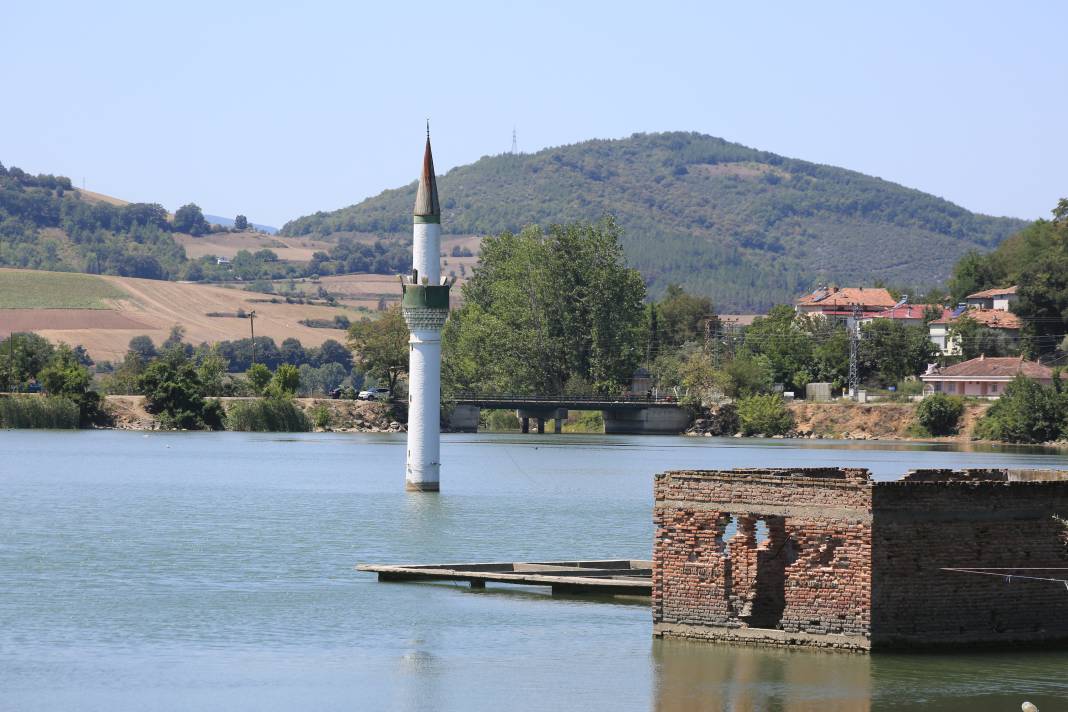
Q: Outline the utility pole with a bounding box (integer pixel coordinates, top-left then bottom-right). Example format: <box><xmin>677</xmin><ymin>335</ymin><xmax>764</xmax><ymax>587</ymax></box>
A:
<box><xmin>848</xmin><ymin>303</ymin><xmax>860</xmax><ymax>400</ymax></box>
<box><xmin>248</xmin><ymin>310</ymin><xmax>257</xmax><ymax>366</ymax></box>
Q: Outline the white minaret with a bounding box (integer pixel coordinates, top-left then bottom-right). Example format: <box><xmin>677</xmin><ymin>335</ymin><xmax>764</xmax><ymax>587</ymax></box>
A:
<box><xmin>402</xmin><ymin>129</ymin><xmax>449</xmax><ymax>492</ymax></box>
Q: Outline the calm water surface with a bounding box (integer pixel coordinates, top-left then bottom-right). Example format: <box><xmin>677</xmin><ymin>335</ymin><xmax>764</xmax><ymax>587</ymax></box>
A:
<box><xmin>2</xmin><ymin>431</ymin><xmax>1067</xmax><ymax>711</ymax></box>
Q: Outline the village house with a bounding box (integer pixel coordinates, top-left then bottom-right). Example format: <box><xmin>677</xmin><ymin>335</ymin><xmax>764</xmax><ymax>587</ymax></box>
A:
<box><xmin>927</xmin><ymin>307</ymin><xmax>1023</xmax><ymax>355</ymax></box>
<box><xmin>920</xmin><ymin>355</ymin><xmax>1052</xmax><ymax>398</ymax></box>
<box><xmin>965</xmin><ymin>285</ymin><xmax>1017</xmax><ymax>311</ymax></box>
<box><xmin>794</xmin><ymin>286</ymin><xmax>898</xmax><ymax>328</ymax></box>
<box><xmin>858</xmin><ymin>303</ymin><xmax>950</xmax><ymax>328</ymax></box>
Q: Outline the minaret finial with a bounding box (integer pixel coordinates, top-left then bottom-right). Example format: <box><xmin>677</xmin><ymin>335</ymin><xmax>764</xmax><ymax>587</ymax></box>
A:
<box><xmin>426</xmin><ymin>119</ymin><xmax>430</xmax><ymax>139</ymax></box>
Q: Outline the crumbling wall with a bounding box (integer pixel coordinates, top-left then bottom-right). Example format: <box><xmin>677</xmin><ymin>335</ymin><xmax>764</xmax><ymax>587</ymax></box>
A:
<box><xmin>653</xmin><ymin>468</ymin><xmax>873</xmax><ymax>650</ymax></box>
<box><xmin>653</xmin><ymin>466</ymin><xmax>1068</xmax><ymax>652</ymax></box>
<box><xmin>871</xmin><ymin>470</ymin><xmax>1068</xmax><ymax>649</ymax></box>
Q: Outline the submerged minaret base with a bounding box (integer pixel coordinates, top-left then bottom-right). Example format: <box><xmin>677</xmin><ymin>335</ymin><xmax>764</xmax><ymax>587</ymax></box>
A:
<box><xmin>403</xmin><ymin>130</ymin><xmax>449</xmax><ymax>492</ymax></box>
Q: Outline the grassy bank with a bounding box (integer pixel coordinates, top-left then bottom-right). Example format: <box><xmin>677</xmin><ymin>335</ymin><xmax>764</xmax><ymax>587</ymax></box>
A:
<box><xmin>0</xmin><ymin>395</ymin><xmax>80</xmax><ymax>428</ymax></box>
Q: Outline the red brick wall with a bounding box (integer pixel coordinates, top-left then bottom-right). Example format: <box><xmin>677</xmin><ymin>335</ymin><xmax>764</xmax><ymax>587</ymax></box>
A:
<box><xmin>871</xmin><ymin>477</ymin><xmax>1068</xmax><ymax>648</ymax></box>
<box><xmin>653</xmin><ymin>469</ymin><xmax>873</xmax><ymax>650</ymax></box>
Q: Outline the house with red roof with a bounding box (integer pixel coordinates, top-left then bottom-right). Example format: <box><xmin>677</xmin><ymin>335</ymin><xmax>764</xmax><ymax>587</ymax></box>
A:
<box><xmin>928</xmin><ymin>307</ymin><xmax>1024</xmax><ymax>355</ymax></box>
<box><xmin>794</xmin><ymin>286</ymin><xmax>899</xmax><ymax>328</ymax></box>
<box><xmin>859</xmin><ymin>304</ymin><xmax>948</xmax><ymax>328</ymax></box>
<box><xmin>920</xmin><ymin>355</ymin><xmax>1052</xmax><ymax>398</ymax></box>
<box><xmin>965</xmin><ymin>285</ymin><xmax>1017</xmax><ymax>311</ymax></box>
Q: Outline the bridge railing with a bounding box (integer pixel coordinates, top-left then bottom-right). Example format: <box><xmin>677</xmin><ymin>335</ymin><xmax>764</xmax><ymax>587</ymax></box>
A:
<box><xmin>451</xmin><ymin>392</ymin><xmax>680</xmax><ymax>405</ymax></box>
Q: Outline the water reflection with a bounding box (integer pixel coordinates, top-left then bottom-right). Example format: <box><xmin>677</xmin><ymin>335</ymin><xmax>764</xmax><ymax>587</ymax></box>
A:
<box><xmin>654</xmin><ymin>638</ymin><xmax>1068</xmax><ymax>711</ymax></box>
<box><xmin>653</xmin><ymin>638</ymin><xmax>871</xmax><ymax>711</ymax></box>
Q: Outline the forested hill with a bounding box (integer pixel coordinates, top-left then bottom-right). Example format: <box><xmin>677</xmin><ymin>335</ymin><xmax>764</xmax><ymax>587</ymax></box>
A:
<box><xmin>282</xmin><ymin>132</ymin><xmax>1027</xmax><ymax>311</ymax></box>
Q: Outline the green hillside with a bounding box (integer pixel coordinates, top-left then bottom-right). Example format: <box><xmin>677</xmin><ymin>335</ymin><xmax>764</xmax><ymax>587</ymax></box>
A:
<box><xmin>0</xmin><ymin>161</ymin><xmax>410</xmax><ymax>284</ymax></box>
<box><xmin>282</xmin><ymin>132</ymin><xmax>1028</xmax><ymax>311</ymax></box>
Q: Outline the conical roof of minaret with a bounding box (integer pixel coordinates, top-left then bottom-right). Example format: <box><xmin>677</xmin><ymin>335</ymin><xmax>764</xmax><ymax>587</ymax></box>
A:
<box><xmin>413</xmin><ymin>135</ymin><xmax>440</xmax><ymax>219</ymax></box>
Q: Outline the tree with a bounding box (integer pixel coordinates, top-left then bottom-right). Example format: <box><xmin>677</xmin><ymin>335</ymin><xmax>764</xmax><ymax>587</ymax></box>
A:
<box><xmin>1014</xmin><ymin>215</ymin><xmax>1068</xmax><ymax>356</ymax></box>
<box><xmin>915</xmin><ymin>394</ymin><xmax>964</xmax><ymax>436</ymax></box>
<box><xmin>234</xmin><ymin>214</ymin><xmax>249</xmax><ymax>230</ymax></box>
<box><xmin>196</xmin><ymin>350</ymin><xmax>229</xmax><ymax>397</ymax></box>
<box><xmin>658</xmin><ymin>284</ymin><xmax>715</xmax><ymax>349</ymax></box>
<box><xmin>740</xmin><ymin>306</ymin><xmax>813</xmax><ymax>393</ymax></box>
<box><xmin>127</xmin><ymin>335</ymin><xmax>158</xmax><ymax>363</ymax></box>
<box><xmin>859</xmin><ymin>320</ymin><xmax>938</xmax><ymax>387</ymax></box>
<box><xmin>975</xmin><ymin>375</ymin><xmax>1067</xmax><ymax>443</ymax></box>
<box><xmin>0</xmin><ymin>332</ymin><xmax>55</xmax><ymax>388</ymax></box>
<box><xmin>280</xmin><ymin>337</ymin><xmax>307</xmax><ymax>366</ymax></box>
<box><xmin>161</xmin><ymin>324</ymin><xmax>191</xmax><ymax>355</ymax></box>
<box><xmin>246</xmin><ymin>363</ymin><xmax>272</xmax><ymax>395</ymax></box>
<box><xmin>37</xmin><ymin>344</ymin><xmax>103</xmax><ymax>425</ymax></box>
<box><xmin>736</xmin><ymin>394</ymin><xmax>794</xmax><ymax>436</ymax></box>
<box><xmin>313</xmin><ymin>339</ymin><xmax>353</xmax><ymax>370</ymax></box>
<box><xmin>270</xmin><ymin>364</ymin><xmax>301</xmax><ymax>396</ymax></box>
<box><xmin>138</xmin><ymin>349</ymin><xmax>223</xmax><ymax>429</ymax></box>
<box><xmin>348</xmin><ymin>306</ymin><xmax>409</xmax><ymax>394</ymax></box>
<box><xmin>174</xmin><ymin>203</ymin><xmax>210</xmax><ymax>236</ymax></box>
<box><xmin>948</xmin><ymin>316</ymin><xmax>1019</xmax><ymax>360</ymax></box>
<box><xmin>444</xmin><ymin>218</ymin><xmax>646</xmax><ymax>394</ymax></box>
<box><xmin>947</xmin><ymin>250</ymin><xmax>1006</xmax><ymax>303</ymax></box>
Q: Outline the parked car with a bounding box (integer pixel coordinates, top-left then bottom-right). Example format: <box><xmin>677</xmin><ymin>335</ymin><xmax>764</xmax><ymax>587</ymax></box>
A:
<box><xmin>358</xmin><ymin>387</ymin><xmax>392</xmax><ymax>401</ymax></box>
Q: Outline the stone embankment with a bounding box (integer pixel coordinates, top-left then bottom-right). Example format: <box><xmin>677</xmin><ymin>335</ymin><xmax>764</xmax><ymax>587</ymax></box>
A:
<box><xmin>686</xmin><ymin>401</ymin><xmax>992</xmax><ymax>442</ymax></box>
<box><xmin>104</xmin><ymin>395</ymin><xmax>405</xmax><ymax>433</ymax></box>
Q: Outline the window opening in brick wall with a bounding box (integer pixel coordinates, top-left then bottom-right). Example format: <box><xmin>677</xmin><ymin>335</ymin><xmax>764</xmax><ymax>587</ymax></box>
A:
<box><xmin>755</xmin><ymin>519</ymin><xmax>770</xmax><ymax>545</ymax></box>
<box><xmin>730</xmin><ymin>514</ymin><xmax>789</xmax><ymax>630</ymax></box>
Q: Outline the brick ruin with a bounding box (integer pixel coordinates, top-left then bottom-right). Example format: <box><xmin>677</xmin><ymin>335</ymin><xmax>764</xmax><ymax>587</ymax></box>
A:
<box><xmin>653</xmin><ymin>467</ymin><xmax>1068</xmax><ymax>651</ymax></box>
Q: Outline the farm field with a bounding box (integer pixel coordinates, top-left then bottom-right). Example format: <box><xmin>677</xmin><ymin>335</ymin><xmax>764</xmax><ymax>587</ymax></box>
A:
<box><xmin>0</xmin><ymin>269</ymin><xmax>358</xmax><ymax>363</ymax></box>
<box><xmin>0</xmin><ymin>269</ymin><xmax>129</xmax><ymax>308</ymax></box>
<box><xmin>175</xmin><ymin>233</ymin><xmax>334</xmax><ymax>262</ymax></box>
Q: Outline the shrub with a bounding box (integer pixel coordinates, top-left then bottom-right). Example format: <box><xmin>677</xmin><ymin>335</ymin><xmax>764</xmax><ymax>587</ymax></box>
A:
<box><xmin>485</xmin><ymin>409</ymin><xmax>520</xmax><ymax>431</ymax></box>
<box><xmin>974</xmin><ymin>375</ymin><xmax>1067</xmax><ymax>443</ymax></box>
<box><xmin>564</xmin><ymin>410</ymin><xmax>604</xmax><ymax>433</ymax></box>
<box><xmin>915</xmin><ymin>393</ymin><xmax>964</xmax><ymax>436</ymax></box>
<box><xmin>736</xmin><ymin>394</ymin><xmax>794</xmax><ymax>436</ymax></box>
<box><xmin>0</xmin><ymin>395</ymin><xmax>80</xmax><ymax>428</ymax></box>
<box><xmin>309</xmin><ymin>403</ymin><xmax>332</xmax><ymax>429</ymax></box>
<box><xmin>226</xmin><ymin>397</ymin><xmax>311</xmax><ymax>432</ymax></box>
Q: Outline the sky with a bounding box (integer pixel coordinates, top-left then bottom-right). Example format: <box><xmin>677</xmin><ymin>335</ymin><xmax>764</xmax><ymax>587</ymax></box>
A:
<box><xmin>2</xmin><ymin>1</ymin><xmax>1064</xmax><ymax>228</ymax></box>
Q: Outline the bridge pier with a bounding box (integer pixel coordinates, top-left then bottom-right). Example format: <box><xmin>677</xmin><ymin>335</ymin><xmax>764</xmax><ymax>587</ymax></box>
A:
<box><xmin>602</xmin><ymin>406</ymin><xmax>692</xmax><ymax>434</ymax></box>
<box><xmin>517</xmin><ymin>407</ymin><xmax>568</xmax><ymax>435</ymax></box>
<box><xmin>449</xmin><ymin>404</ymin><xmax>481</xmax><ymax>433</ymax></box>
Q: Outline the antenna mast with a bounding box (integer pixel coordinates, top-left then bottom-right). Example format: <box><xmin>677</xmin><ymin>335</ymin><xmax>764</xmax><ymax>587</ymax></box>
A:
<box><xmin>848</xmin><ymin>303</ymin><xmax>860</xmax><ymax>399</ymax></box>
<box><xmin>511</xmin><ymin>127</ymin><xmax>518</xmax><ymax>155</ymax></box>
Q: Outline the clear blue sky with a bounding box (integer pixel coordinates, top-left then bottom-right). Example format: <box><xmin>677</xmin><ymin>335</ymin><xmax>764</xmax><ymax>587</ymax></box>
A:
<box><xmin>3</xmin><ymin>1</ymin><xmax>1064</xmax><ymax>227</ymax></box>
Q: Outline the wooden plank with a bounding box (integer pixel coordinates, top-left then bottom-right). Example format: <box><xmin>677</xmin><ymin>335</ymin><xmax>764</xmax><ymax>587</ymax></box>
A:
<box><xmin>357</xmin><ymin>559</ymin><xmax>653</xmax><ymax>596</ymax></box>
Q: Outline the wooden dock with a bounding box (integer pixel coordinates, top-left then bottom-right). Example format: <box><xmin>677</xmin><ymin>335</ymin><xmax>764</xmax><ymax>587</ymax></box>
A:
<box><xmin>357</xmin><ymin>559</ymin><xmax>652</xmax><ymax>596</ymax></box>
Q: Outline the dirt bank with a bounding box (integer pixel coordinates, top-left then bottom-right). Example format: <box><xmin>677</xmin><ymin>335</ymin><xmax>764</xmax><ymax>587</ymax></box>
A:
<box><xmin>787</xmin><ymin>401</ymin><xmax>991</xmax><ymax>441</ymax></box>
<box><xmin>103</xmin><ymin>395</ymin><xmax>404</xmax><ymax>432</ymax></box>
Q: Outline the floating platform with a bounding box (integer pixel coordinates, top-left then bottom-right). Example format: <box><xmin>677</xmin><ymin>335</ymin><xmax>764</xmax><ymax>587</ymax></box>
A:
<box><xmin>357</xmin><ymin>559</ymin><xmax>652</xmax><ymax>596</ymax></box>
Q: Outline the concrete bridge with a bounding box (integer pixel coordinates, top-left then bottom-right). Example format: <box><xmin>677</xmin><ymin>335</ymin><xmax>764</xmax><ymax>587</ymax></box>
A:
<box><xmin>448</xmin><ymin>393</ymin><xmax>692</xmax><ymax>435</ymax></box>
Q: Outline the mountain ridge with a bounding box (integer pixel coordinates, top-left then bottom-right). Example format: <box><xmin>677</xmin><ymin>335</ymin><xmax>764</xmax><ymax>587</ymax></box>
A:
<box><xmin>281</xmin><ymin>132</ymin><xmax>1028</xmax><ymax>311</ymax></box>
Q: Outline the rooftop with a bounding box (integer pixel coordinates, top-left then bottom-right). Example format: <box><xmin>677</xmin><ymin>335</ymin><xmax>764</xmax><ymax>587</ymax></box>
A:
<box><xmin>966</xmin><ymin>285</ymin><xmax>1018</xmax><ymax>299</ymax></box>
<box><xmin>922</xmin><ymin>355</ymin><xmax>1052</xmax><ymax>380</ymax></box>
<box><xmin>930</xmin><ymin>307</ymin><xmax>1023</xmax><ymax>329</ymax></box>
<box><xmin>795</xmin><ymin>287</ymin><xmax>898</xmax><ymax>309</ymax></box>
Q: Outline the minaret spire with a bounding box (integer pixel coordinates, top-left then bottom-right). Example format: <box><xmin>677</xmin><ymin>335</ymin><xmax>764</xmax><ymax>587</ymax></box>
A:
<box><xmin>414</xmin><ymin>124</ymin><xmax>440</xmax><ymax>222</ymax></box>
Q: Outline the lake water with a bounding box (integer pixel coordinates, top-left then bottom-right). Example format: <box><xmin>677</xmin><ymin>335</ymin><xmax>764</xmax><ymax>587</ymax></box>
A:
<box><xmin>2</xmin><ymin>431</ymin><xmax>1068</xmax><ymax>711</ymax></box>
